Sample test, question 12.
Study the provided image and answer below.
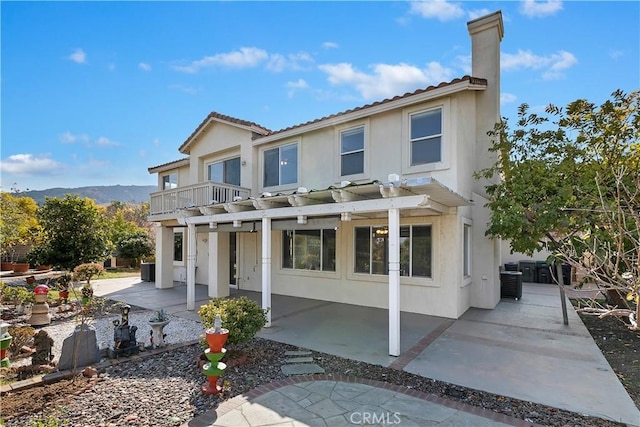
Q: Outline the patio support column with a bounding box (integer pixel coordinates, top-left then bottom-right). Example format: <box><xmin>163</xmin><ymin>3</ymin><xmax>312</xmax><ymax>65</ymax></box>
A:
<box><xmin>388</xmin><ymin>207</ymin><xmax>400</xmax><ymax>356</ymax></box>
<box><xmin>186</xmin><ymin>222</ymin><xmax>196</xmax><ymax>311</ymax></box>
<box><xmin>262</xmin><ymin>217</ymin><xmax>272</xmax><ymax>327</ymax></box>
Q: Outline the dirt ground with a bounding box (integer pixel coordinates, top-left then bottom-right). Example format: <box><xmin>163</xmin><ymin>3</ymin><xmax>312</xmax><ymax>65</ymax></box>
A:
<box><xmin>1</xmin><ymin>308</ymin><xmax>638</xmax><ymax>422</ymax></box>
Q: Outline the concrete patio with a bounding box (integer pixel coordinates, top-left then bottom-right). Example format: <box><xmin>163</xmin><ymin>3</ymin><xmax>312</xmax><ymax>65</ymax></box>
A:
<box><xmin>92</xmin><ymin>277</ymin><xmax>640</xmax><ymax>426</ymax></box>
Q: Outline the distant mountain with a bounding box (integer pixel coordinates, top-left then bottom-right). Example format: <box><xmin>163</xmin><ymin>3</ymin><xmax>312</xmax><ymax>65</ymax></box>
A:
<box><xmin>19</xmin><ymin>185</ymin><xmax>157</xmax><ymax>205</ymax></box>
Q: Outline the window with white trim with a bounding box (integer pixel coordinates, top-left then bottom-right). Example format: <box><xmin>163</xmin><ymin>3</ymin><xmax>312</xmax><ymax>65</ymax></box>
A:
<box><xmin>354</xmin><ymin>225</ymin><xmax>432</xmax><ymax>277</ymax></box>
<box><xmin>340</xmin><ymin>126</ymin><xmax>364</xmax><ymax>176</ymax></box>
<box><xmin>162</xmin><ymin>173</ymin><xmax>178</xmax><ymax>190</ymax></box>
<box><xmin>282</xmin><ymin>229</ymin><xmax>336</xmax><ymax>271</ymax></box>
<box><xmin>264</xmin><ymin>143</ymin><xmax>298</xmax><ymax>187</ymax></box>
<box><xmin>173</xmin><ymin>232</ymin><xmax>183</xmax><ymax>262</ymax></box>
<box><xmin>208</xmin><ymin>157</ymin><xmax>240</xmax><ymax>186</ymax></box>
<box><xmin>410</xmin><ymin>108</ymin><xmax>442</xmax><ymax>165</ymax></box>
<box><xmin>463</xmin><ymin>224</ymin><xmax>471</xmax><ymax>277</ymax></box>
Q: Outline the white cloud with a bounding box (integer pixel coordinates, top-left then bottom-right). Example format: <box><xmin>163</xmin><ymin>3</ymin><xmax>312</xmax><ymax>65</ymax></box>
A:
<box><xmin>0</xmin><ymin>154</ymin><xmax>64</xmax><ymax>175</ymax></box>
<box><xmin>468</xmin><ymin>8</ymin><xmax>492</xmax><ymax>20</ymax></box>
<box><xmin>409</xmin><ymin>0</ymin><xmax>465</xmax><ymax>21</ymax></box>
<box><xmin>266</xmin><ymin>52</ymin><xmax>314</xmax><ymax>72</ymax></box>
<box><xmin>173</xmin><ymin>47</ymin><xmax>313</xmax><ymax>74</ymax></box>
<box><xmin>502</xmin><ymin>49</ymin><xmax>577</xmax><ymax>79</ymax></box>
<box><xmin>173</xmin><ymin>47</ymin><xmax>269</xmax><ymax>73</ymax></box>
<box><xmin>319</xmin><ymin>61</ymin><xmax>454</xmax><ymax>100</ymax></box>
<box><xmin>455</xmin><ymin>54</ymin><xmax>472</xmax><ymax>75</ymax></box>
<box><xmin>68</xmin><ymin>48</ymin><xmax>86</xmax><ymax>64</ymax></box>
<box><xmin>501</xmin><ymin>93</ymin><xmax>517</xmax><ymax>104</ymax></box>
<box><xmin>323</xmin><ymin>42</ymin><xmax>339</xmax><ymax>49</ymax></box>
<box><xmin>520</xmin><ymin>0</ymin><xmax>563</xmax><ymax>18</ymax></box>
<box><xmin>139</xmin><ymin>62</ymin><xmax>152</xmax><ymax>71</ymax></box>
<box><xmin>95</xmin><ymin>136</ymin><xmax>120</xmax><ymax>147</ymax></box>
<box><xmin>609</xmin><ymin>50</ymin><xmax>624</xmax><ymax>60</ymax></box>
<box><xmin>168</xmin><ymin>84</ymin><xmax>199</xmax><ymax>94</ymax></box>
<box><xmin>285</xmin><ymin>79</ymin><xmax>309</xmax><ymax>97</ymax></box>
<box><xmin>59</xmin><ymin>132</ymin><xmax>89</xmax><ymax>144</ymax></box>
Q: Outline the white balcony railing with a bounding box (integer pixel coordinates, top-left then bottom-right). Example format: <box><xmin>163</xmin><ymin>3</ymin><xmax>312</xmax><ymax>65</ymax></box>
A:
<box><xmin>149</xmin><ymin>182</ymin><xmax>251</xmax><ymax>216</ymax></box>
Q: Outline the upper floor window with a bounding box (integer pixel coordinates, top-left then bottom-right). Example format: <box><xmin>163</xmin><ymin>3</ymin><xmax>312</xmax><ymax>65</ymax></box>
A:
<box><xmin>410</xmin><ymin>108</ymin><xmax>442</xmax><ymax>165</ymax></box>
<box><xmin>354</xmin><ymin>225</ymin><xmax>432</xmax><ymax>277</ymax></box>
<box><xmin>208</xmin><ymin>157</ymin><xmax>240</xmax><ymax>186</ymax></box>
<box><xmin>341</xmin><ymin>127</ymin><xmax>364</xmax><ymax>176</ymax></box>
<box><xmin>162</xmin><ymin>173</ymin><xmax>178</xmax><ymax>190</ymax></box>
<box><xmin>282</xmin><ymin>229</ymin><xmax>336</xmax><ymax>272</ymax></box>
<box><xmin>264</xmin><ymin>143</ymin><xmax>297</xmax><ymax>187</ymax></box>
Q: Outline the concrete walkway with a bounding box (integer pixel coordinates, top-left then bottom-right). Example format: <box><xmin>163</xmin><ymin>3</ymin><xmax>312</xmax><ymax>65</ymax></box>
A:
<box><xmin>92</xmin><ymin>278</ymin><xmax>640</xmax><ymax>427</ymax></box>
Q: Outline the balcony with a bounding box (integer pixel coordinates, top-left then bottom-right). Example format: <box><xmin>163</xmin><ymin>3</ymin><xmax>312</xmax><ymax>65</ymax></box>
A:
<box><xmin>149</xmin><ymin>181</ymin><xmax>251</xmax><ymax>216</ymax></box>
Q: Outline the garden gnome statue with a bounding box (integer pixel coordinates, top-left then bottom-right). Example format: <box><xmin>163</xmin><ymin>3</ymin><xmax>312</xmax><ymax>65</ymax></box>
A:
<box><xmin>0</xmin><ymin>322</ymin><xmax>12</xmax><ymax>368</ymax></box>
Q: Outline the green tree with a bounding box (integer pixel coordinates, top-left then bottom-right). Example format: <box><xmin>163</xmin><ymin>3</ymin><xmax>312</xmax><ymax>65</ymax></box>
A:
<box><xmin>477</xmin><ymin>89</ymin><xmax>639</xmax><ymax>330</ymax></box>
<box><xmin>37</xmin><ymin>195</ymin><xmax>110</xmax><ymax>270</ymax></box>
<box><xmin>0</xmin><ymin>192</ymin><xmax>40</xmax><ymax>262</ymax></box>
<box><xmin>116</xmin><ymin>231</ymin><xmax>154</xmax><ymax>267</ymax></box>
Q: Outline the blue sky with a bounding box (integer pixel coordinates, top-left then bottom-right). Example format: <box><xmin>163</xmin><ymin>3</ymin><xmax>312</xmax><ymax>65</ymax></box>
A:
<box><xmin>1</xmin><ymin>1</ymin><xmax>638</xmax><ymax>191</ymax></box>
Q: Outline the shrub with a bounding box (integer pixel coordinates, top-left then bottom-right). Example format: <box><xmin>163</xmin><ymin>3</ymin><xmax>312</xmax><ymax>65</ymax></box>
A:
<box><xmin>198</xmin><ymin>296</ymin><xmax>268</xmax><ymax>346</ymax></box>
<box><xmin>73</xmin><ymin>263</ymin><xmax>104</xmax><ymax>285</ymax></box>
<box><xmin>8</xmin><ymin>325</ymin><xmax>35</xmax><ymax>358</ymax></box>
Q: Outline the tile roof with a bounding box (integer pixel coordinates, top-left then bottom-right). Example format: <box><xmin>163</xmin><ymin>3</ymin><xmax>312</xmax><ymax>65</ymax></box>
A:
<box><xmin>147</xmin><ymin>157</ymin><xmax>189</xmax><ymax>173</ymax></box>
<box><xmin>178</xmin><ymin>112</ymin><xmax>272</xmax><ymax>153</ymax></box>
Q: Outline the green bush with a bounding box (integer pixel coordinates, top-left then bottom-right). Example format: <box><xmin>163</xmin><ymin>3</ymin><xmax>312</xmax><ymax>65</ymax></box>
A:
<box><xmin>198</xmin><ymin>296</ymin><xmax>268</xmax><ymax>346</ymax></box>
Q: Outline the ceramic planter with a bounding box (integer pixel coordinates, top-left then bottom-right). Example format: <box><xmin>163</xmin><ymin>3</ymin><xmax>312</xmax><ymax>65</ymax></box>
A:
<box><xmin>1</xmin><ymin>262</ymin><xmax>13</xmax><ymax>271</ymax></box>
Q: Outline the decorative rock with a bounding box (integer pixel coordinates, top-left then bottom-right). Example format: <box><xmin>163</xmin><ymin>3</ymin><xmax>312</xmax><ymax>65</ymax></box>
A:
<box><xmin>58</xmin><ymin>324</ymin><xmax>101</xmax><ymax>371</ymax></box>
<box><xmin>83</xmin><ymin>366</ymin><xmax>98</xmax><ymax>377</ymax></box>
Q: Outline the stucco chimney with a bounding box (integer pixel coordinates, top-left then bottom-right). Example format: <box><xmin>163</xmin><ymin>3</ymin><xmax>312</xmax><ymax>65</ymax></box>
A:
<box><xmin>467</xmin><ymin>11</ymin><xmax>504</xmax><ymax>196</ymax></box>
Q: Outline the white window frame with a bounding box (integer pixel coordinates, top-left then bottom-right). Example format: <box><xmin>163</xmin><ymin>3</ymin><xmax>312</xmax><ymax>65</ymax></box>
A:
<box><xmin>162</xmin><ymin>172</ymin><xmax>178</xmax><ymax>190</ymax></box>
<box><xmin>261</xmin><ymin>142</ymin><xmax>299</xmax><ymax>191</ymax></box>
<box><xmin>402</xmin><ymin>100</ymin><xmax>450</xmax><ymax>174</ymax></box>
<box><xmin>173</xmin><ymin>230</ymin><xmax>184</xmax><ymax>263</ymax></box>
<box><xmin>207</xmin><ymin>156</ymin><xmax>241</xmax><ymax>186</ymax></box>
<box><xmin>353</xmin><ymin>224</ymin><xmax>432</xmax><ymax>279</ymax></box>
<box><xmin>335</xmin><ymin>120</ymin><xmax>369</xmax><ymax>181</ymax></box>
<box><xmin>281</xmin><ymin>228</ymin><xmax>336</xmax><ymax>272</ymax></box>
<box><xmin>463</xmin><ymin>220</ymin><xmax>472</xmax><ymax>283</ymax></box>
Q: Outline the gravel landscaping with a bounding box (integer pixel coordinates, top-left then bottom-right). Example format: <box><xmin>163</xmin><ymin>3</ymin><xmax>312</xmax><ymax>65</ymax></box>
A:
<box><xmin>1</xmin><ymin>327</ymin><xmax>628</xmax><ymax>427</ymax></box>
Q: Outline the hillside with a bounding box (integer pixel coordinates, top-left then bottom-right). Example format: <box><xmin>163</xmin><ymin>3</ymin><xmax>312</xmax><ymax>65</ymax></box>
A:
<box><xmin>18</xmin><ymin>185</ymin><xmax>156</xmax><ymax>205</ymax></box>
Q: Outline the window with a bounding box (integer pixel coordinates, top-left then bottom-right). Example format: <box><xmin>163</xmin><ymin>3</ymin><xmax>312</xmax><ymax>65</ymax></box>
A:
<box><xmin>208</xmin><ymin>157</ymin><xmax>240</xmax><ymax>186</ymax></box>
<box><xmin>341</xmin><ymin>127</ymin><xmax>364</xmax><ymax>176</ymax></box>
<box><xmin>463</xmin><ymin>224</ymin><xmax>471</xmax><ymax>277</ymax></box>
<box><xmin>354</xmin><ymin>225</ymin><xmax>431</xmax><ymax>277</ymax></box>
<box><xmin>163</xmin><ymin>173</ymin><xmax>178</xmax><ymax>190</ymax></box>
<box><xmin>264</xmin><ymin>143</ymin><xmax>298</xmax><ymax>187</ymax></box>
<box><xmin>282</xmin><ymin>229</ymin><xmax>335</xmax><ymax>272</ymax></box>
<box><xmin>410</xmin><ymin>108</ymin><xmax>442</xmax><ymax>165</ymax></box>
<box><xmin>173</xmin><ymin>232</ymin><xmax>183</xmax><ymax>262</ymax></box>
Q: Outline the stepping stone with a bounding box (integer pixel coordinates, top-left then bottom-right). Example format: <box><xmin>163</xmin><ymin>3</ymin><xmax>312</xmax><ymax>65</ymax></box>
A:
<box><xmin>284</xmin><ymin>350</ymin><xmax>312</xmax><ymax>356</ymax></box>
<box><xmin>284</xmin><ymin>357</ymin><xmax>314</xmax><ymax>364</ymax></box>
<box><xmin>281</xmin><ymin>363</ymin><xmax>325</xmax><ymax>375</ymax></box>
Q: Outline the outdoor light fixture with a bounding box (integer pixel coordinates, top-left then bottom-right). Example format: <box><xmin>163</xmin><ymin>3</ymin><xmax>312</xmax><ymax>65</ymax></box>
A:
<box><xmin>341</xmin><ymin>212</ymin><xmax>351</xmax><ymax>221</ymax></box>
<box><xmin>209</xmin><ymin>222</ymin><xmax>217</xmax><ymax>229</ymax></box>
<box><xmin>297</xmin><ymin>215</ymin><xmax>307</xmax><ymax>224</ymax></box>
<box><xmin>233</xmin><ymin>220</ymin><xmax>242</xmax><ymax>228</ymax></box>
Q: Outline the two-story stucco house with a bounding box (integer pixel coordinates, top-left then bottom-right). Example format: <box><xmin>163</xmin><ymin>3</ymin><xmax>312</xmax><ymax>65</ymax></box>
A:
<box><xmin>147</xmin><ymin>11</ymin><xmax>504</xmax><ymax>356</ymax></box>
